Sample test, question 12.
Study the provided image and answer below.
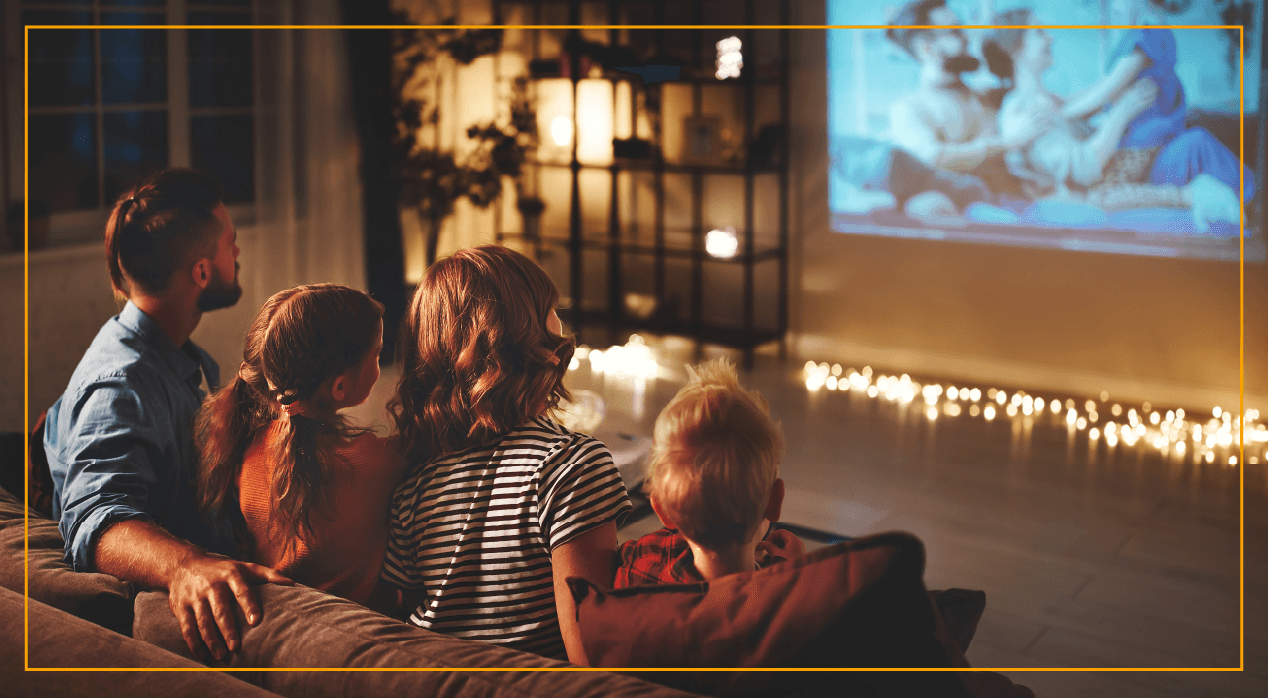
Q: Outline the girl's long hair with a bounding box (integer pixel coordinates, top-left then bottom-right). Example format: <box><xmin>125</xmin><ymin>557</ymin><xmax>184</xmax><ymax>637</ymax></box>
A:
<box><xmin>390</xmin><ymin>245</ymin><xmax>574</xmax><ymax>460</ymax></box>
<box><xmin>196</xmin><ymin>284</ymin><xmax>384</xmax><ymax>548</ymax></box>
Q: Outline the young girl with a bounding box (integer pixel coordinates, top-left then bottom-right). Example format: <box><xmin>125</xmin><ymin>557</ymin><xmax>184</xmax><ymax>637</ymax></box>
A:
<box><xmin>383</xmin><ymin>245</ymin><xmax>632</xmax><ymax>664</ymax></box>
<box><xmin>197</xmin><ymin>284</ymin><xmax>405</xmax><ymax>610</ymax></box>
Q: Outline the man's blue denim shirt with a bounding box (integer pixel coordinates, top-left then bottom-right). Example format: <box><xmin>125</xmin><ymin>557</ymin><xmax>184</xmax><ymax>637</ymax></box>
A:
<box><xmin>44</xmin><ymin>301</ymin><xmax>236</xmax><ymax>571</ymax></box>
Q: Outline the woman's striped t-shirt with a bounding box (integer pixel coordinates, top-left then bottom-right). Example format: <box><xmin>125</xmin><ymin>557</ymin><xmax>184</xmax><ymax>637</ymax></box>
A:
<box><xmin>382</xmin><ymin>416</ymin><xmax>633</xmax><ymax>659</ymax></box>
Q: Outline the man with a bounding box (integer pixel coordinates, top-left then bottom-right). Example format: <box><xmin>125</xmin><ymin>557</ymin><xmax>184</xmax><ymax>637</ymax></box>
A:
<box><xmin>44</xmin><ymin>168</ymin><xmax>289</xmax><ymax>662</ymax></box>
<box><xmin>886</xmin><ymin>0</ymin><xmax>1045</xmax><ymax>198</ymax></box>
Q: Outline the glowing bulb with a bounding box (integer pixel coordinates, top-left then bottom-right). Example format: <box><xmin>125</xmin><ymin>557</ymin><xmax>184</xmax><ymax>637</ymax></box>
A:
<box><xmin>969</xmin><ymin>405</ymin><xmax>980</xmax><ymax>416</ymax></box>
<box><xmin>1011</xmin><ymin>393</ymin><xmax>1023</xmax><ymax>407</ymax></box>
<box><xmin>996</xmin><ymin>392</ymin><xmax>1007</xmax><ymax>406</ymax></box>
<box><xmin>1165</xmin><ymin>410</ymin><xmax>1175</xmax><ymax>423</ymax></box>
<box><xmin>1230</xmin><ymin>456</ymin><xmax>1238</xmax><ymax>465</ymax></box>
<box><xmin>715</xmin><ymin>36</ymin><xmax>743</xmax><ymax>79</ymax></box>
<box><xmin>1022</xmin><ymin>403</ymin><xmax>1033</xmax><ymax>416</ymax></box>
<box><xmin>1076</xmin><ymin>417</ymin><xmax>1087</xmax><ymax>430</ymax></box>
<box><xmin>862</xmin><ymin>366</ymin><xmax>872</xmax><ymax>377</ymax></box>
<box><xmin>970</xmin><ymin>388</ymin><xmax>981</xmax><ymax>402</ymax></box>
<box><xmin>948</xmin><ymin>387</ymin><xmax>959</xmax><ymax>400</ymax></box>
<box><xmin>1106</xmin><ymin>422</ymin><xmax>1117</xmax><ymax>435</ymax></box>
<box><xmin>1088</xmin><ymin>411</ymin><xmax>1098</xmax><ymax>423</ymax></box>
<box><xmin>1150</xmin><ymin>411</ymin><xmax>1160</xmax><ymax>425</ymax></box>
<box><xmin>984</xmin><ymin>405</ymin><xmax>996</xmax><ymax>420</ymax></box>
<box><xmin>1067</xmin><ymin>409</ymin><xmax>1077</xmax><ymax>425</ymax></box>
<box><xmin>1090</xmin><ymin>427</ymin><xmax>1100</xmax><ymax>440</ymax></box>
<box><xmin>1175</xmin><ymin>441</ymin><xmax>1185</xmax><ymax>454</ymax></box>
<box><xmin>1213</xmin><ymin>406</ymin><xmax>1222</xmax><ymax>418</ymax></box>
<box><xmin>1176</xmin><ymin>408</ymin><xmax>1185</xmax><ymax>420</ymax></box>
<box><xmin>804</xmin><ymin>361</ymin><xmax>817</xmax><ymax>373</ymax></box>
<box><xmin>1085</xmin><ymin>400</ymin><xmax>1096</xmax><ymax>412</ymax></box>
<box><xmin>1034</xmin><ymin>398</ymin><xmax>1045</xmax><ymax>412</ymax></box>
<box><xmin>1065</xmin><ymin>399</ymin><xmax>1074</xmax><ymax>410</ymax></box>
<box><xmin>988</xmin><ymin>388</ymin><xmax>998</xmax><ymax>399</ymax></box>
<box><xmin>551</xmin><ymin>116</ymin><xmax>573</xmax><ymax>146</ymax></box>
<box><xmin>705</xmin><ymin>228</ymin><xmax>739</xmax><ymax>259</ymax></box>
<box><xmin>568</xmin><ymin>356</ymin><xmax>580</xmax><ymax>371</ymax></box>
<box><xmin>926</xmin><ymin>406</ymin><xmax>938</xmax><ymax>420</ymax></box>
<box><xmin>1111</xmin><ymin>404</ymin><xmax>1122</xmax><ymax>417</ymax></box>
<box><xmin>1204</xmin><ymin>450</ymin><xmax>1215</xmax><ymax>464</ymax></box>
<box><xmin>831</xmin><ymin>364</ymin><xmax>842</xmax><ymax>376</ymax></box>
<box><xmin>867</xmin><ymin>385</ymin><xmax>879</xmax><ymax>398</ymax></box>
<box><xmin>1100</xmin><ymin>391</ymin><xmax>1109</xmax><ymax>402</ymax></box>
<box><xmin>826</xmin><ymin>376</ymin><xmax>838</xmax><ymax>390</ymax></box>
<box><xmin>1106</xmin><ymin>433</ymin><xmax>1118</xmax><ymax>447</ymax></box>
<box><xmin>1050</xmin><ymin>400</ymin><xmax>1061</xmax><ymax>414</ymax></box>
<box><xmin>1006</xmin><ymin>404</ymin><xmax>1018</xmax><ymax>417</ymax></box>
<box><xmin>806</xmin><ymin>374</ymin><xmax>824</xmax><ymax>391</ymax></box>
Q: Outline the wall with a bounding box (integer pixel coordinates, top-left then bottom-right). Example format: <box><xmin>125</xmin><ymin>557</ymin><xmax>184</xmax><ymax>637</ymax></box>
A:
<box><xmin>788</xmin><ymin>0</ymin><xmax>1266</xmax><ymax>413</ymax></box>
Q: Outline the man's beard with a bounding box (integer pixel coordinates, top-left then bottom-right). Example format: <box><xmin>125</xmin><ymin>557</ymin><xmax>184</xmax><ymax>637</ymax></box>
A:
<box><xmin>196</xmin><ymin>263</ymin><xmax>242</xmax><ymax>312</ymax></box>
<box><xmin>943</xmin><ymin>54</ymin><xmax>980</xmax><ymax>74</ymax></box>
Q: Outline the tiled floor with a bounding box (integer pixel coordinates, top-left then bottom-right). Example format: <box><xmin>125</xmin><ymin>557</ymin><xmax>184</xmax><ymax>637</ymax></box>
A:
<box><xmin>351</xmin><ymin>339</ymin><xmax>1268</xmax><ymax>696</ymax></box>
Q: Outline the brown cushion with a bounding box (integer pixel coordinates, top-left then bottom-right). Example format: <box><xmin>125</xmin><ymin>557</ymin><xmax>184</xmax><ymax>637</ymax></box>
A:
<box><xmin>0</xmin><ymin>485</ymin><xmax>134</xmax><ymax>635</ymax></box>
<box><xmin>570</xmin><ymin>532</ymin><xmax>975</xmax><ymax>696</ymax></box>
<box><xmin>1</xmin><ymin>586</ymin><xmax>280</xmax><ymax>696</ymax></box>
<box><xmin>133</xmin><ymin>583</ymin><xmax>699</xmax><ymax>698</ymax></box>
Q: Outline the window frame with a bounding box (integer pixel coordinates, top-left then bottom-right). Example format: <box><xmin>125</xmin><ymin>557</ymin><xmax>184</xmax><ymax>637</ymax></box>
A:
<box><xmin>8</xmin><ymin>0</ymin><xmax>259</xmax><ymax>249</ymax></box>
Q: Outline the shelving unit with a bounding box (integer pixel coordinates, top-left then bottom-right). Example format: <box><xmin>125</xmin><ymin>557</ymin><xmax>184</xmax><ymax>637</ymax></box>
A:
<box><xmin>491</xmin><ymin>0</ymin><xmax>790</xmax><ymax>367</ymax></box>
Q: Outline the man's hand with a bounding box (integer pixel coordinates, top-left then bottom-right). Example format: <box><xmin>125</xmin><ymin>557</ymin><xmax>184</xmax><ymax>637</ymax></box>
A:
<box><xmin>167</xmin><ymin>553</ymin><xmax>293</xmax><ymax>661</ymax></box>
<box><xmin>756</xmin><ymin>527</ymin><xmax>806</xmax><ymax>565</ymax></box>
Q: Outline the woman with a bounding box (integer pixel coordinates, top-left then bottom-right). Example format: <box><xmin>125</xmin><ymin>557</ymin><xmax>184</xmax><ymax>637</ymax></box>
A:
<box><xmin>982</xmin><ymin>10</ymin><xmax>1242</xmax><ymax>231</ymax></box>
<box><xmin>382</xmin><ymin>245</ymin><xmax>631</xmax><ymax>664</ymax></box>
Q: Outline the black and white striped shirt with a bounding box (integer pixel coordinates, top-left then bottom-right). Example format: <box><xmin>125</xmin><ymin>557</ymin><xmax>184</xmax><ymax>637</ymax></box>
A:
<box><xmin>382</xmin><ymin>416</ymin><xmax>633</xmax><ymax>659</ymax></box>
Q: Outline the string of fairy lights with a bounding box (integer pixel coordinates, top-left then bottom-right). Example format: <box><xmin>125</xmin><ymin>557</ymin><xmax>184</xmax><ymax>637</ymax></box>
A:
<box><xmin>560</xmin><ymin>334</ymin><xmax>1265</xmax><ymax>467</ymax></box>
<box><xmin>802</xmin><ymin>361</ymin><xmax>1266</xmax><ymax>466</ymax></box>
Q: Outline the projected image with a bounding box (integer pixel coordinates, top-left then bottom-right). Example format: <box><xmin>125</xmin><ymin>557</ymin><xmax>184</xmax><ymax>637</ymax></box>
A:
<box><xmin>827</xmin><ymin>0</ymin><xmax>1264</xmax><ymax>260</ymax></box>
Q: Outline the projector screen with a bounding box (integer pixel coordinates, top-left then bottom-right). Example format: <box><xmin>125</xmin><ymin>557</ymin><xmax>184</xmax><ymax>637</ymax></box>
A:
<box><xmin>826</xmin><ymin>0</ymin><xmax>1264</xmax><ymax>261</ymax></box>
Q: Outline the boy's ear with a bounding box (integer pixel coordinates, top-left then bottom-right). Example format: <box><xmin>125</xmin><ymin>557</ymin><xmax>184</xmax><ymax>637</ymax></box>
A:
<box><xmin>764</xmin><ymin>477</ymin><xmax>785</xmax><ymax>523</ymax></box>
<box><xmin>649</xmin><ymin>495</ymin><xmax>677</xmax><ymax>531</ymax></box>
<box><xmin>331</xmin><ymin>375</ymin><xmax>346</xmax><ymax>403</ymax></box>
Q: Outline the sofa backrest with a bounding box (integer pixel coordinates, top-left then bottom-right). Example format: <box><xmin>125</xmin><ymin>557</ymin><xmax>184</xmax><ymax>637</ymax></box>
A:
<box><xmin>133</xmin><ymin>584</ymin><xmax>702</xmax><ymax>698</ymax></box>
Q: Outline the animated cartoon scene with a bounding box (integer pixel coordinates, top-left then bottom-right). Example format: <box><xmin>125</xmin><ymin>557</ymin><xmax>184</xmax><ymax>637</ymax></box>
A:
<box><xmin>827</xmin><ymin>0</ymin><xmax>1264</xmax><ymax>260</ymax></box>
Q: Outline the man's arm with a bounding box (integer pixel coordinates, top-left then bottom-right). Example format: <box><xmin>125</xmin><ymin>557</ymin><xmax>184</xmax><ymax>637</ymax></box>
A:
<box><xmin>551</xmin><ymin>521</ymin><xmax>618</xmax><ymax>666</ymax></box>
<box><xmin>891</xmin><ymin>97</ymin><xmax>1041</xmax><ymax>174</ymax></box>
<box><xmin>95</xmin><ymin>520</ymin><xmax>291</xmax><ymax>662</ymax></box>
<box><xmin>1061</xmin><ymin>49</ymin><xmax>1150</xmax><ymax>121</ymax></box>
<box><xmin>52</xmin><ymin>380</ymin><xmax>290</xmax><ymax>661</ymax></box>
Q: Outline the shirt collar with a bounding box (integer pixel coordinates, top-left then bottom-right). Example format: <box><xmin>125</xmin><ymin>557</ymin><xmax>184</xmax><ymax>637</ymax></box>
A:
<box><xmin>117</xmin><ymin>301</ymin><xmax>219</xmax><ymax>391</ymax></box>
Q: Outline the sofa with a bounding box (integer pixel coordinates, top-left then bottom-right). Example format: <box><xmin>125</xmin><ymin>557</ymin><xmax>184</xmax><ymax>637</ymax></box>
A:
<box><xmin>2</xmin><ymin>443</ymin><xmax>1033</xmax><ymax>697</ymax></box>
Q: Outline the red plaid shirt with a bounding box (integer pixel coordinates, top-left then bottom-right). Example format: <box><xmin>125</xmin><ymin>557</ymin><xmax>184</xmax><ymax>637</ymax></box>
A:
<box><xmin>613</xmin><ymin>528</ymin><xmax>703</xmax><ymax>588</ymax></box>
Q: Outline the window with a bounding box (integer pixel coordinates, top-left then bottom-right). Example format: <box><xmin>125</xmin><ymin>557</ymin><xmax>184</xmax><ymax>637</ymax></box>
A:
<box><xmin>17</xmin><ymin>0</ymin><xmax>256</xmax><ymax>248</ymax></box>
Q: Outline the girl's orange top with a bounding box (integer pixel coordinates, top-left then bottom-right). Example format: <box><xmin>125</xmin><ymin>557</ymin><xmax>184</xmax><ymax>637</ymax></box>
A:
<box><xmin>237</xmin><ymin>421</ymin><xmax>405</xmax><ymax>606</ymax></box>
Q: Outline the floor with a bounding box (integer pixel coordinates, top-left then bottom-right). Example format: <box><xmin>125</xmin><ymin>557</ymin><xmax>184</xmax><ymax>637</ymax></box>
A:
<box><xmin>351</xmin><ymin>337</ymin><xmax>1268</xmax><ymax>696</ymax></box>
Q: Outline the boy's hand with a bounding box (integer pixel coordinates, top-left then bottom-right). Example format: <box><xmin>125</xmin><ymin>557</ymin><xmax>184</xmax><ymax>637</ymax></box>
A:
<box><xmin>756</xmin><ymin>528</ymin><xmax>806</xmax><ymax>564</ymax></box>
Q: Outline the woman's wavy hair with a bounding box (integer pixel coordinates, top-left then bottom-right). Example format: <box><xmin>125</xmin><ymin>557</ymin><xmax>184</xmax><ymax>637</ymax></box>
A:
<box><xmin>389</xmin><ymin>244</ymin><xmax>574</xmax><ymax>459</ymax></box>
<box><xmin>104</xmin><ymin>168</ymin><xmax>224</xmax><ymax>297</ymax></box>
<box><xmin>196</xmin><ymin>284</ymin><xmax>384</xmax><ymax>549</ymax></box>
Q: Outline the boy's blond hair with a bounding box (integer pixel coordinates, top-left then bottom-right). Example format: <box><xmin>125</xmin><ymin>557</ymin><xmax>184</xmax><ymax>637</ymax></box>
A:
<box><xmin>646</xmin><ymin>359</ymin><xmax>784</xmax><ymax>551</ymax></box>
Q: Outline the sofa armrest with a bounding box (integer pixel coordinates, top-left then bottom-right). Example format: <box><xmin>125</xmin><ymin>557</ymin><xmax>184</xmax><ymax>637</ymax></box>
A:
<box><xmin>0</xmin><ymin>486</ymin><xmax>134</xmax><ymax>635</ymax></box>
<box><xmin>1</xmin><ymin>586</ymin><xmax>280</xmax><ymax>697</ymax></box>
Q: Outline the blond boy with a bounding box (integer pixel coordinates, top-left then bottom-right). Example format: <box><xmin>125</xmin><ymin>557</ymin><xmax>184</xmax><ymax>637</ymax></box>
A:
<box><xmin>614</xmin><ymin>359</ymin><xmax>804</xmax><ymax>586</ymax></box>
